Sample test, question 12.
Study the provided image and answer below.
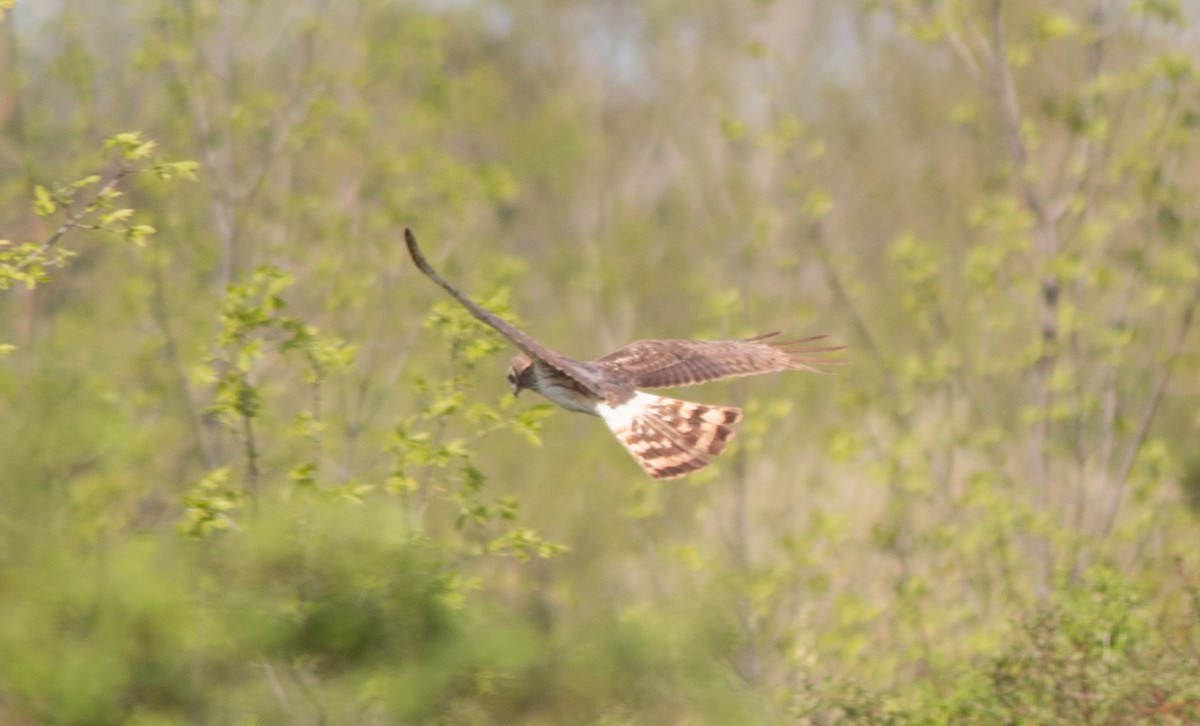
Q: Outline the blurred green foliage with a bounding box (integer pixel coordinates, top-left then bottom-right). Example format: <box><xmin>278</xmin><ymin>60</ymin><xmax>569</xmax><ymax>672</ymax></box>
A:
<box><xmin>2</xmin><ymin>0</ymin><xmax>1200</xmax><ymax>723</ymax></box>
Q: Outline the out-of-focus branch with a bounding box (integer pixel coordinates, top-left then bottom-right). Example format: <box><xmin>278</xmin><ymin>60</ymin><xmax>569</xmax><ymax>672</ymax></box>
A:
<box><xmin>989</xmin><ymin>0</ymin><xmax>1060</xmax><ymax>598</ymax></box>
<box><xmin>161</xmin><ymin>1</ymin><xmax>324</xmax><ymax>290</ymax></box>
<box><xmin>1099</xmin><ymin>282</ymin><xmax>1199</xmax><ymax>538</ymax></box>
<box><xmin>990</xmin><ymin>2</ymin><xmax>1049</xmax><ymax>228</ymax></box>
<box><xmin>810</xmin><ymin>221</ymin><xmax>895</xmax><ymax>398</ymax></box>
<box><xmin>145</xmin><ymin>245</ymin><xmax>217</xmax><ymax>470</ymax></box>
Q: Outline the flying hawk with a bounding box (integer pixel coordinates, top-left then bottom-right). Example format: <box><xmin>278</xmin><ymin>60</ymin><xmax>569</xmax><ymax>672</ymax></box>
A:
<box><xmin>404</xmin><ymin>229</ymin><xmax>843</xmax><ymax>479</ymax></box>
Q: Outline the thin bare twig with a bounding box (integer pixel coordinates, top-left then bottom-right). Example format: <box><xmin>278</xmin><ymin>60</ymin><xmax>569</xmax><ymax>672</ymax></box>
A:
<box><xmin>810</xmin><ymin>221</ymin><xmax>894</xmax><ymax>396</ymax></box>
<box><xmin>260</xmin><ymin>659</ymin><xmax>294</xmax><ymax>719</ymax></box>
<box><xmin>243</xmin><ymin>407</ymin><xmax>260</xmax><ymax>510</ymax></box>
<box><xmin>1098</xmin><ymin>282</ymin><xmax>1199</xmax><ymax>538</ymax></box>
<box><xmin>146</xmin><ymin>244</ymin><xmax>218</xmax><ymax>470</ymax></box>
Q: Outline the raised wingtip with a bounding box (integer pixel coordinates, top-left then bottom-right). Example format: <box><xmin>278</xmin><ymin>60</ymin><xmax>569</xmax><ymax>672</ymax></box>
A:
<box><xmin>404</xmin><ymin>227</ymin><xmax>434</xmax><ymax>275</ymax></box>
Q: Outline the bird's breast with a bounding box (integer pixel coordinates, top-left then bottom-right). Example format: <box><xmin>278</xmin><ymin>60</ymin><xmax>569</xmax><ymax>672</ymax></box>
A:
<box><xmin>533</xmin><ymin>377</ymin><xmax>601</xmax><ymax>416</ymax></box>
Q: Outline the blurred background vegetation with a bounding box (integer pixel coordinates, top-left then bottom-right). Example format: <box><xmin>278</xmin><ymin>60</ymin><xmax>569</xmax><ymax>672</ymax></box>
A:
<box><xmin>3</xmin><ymin>0</ymin><xmax>1200</xmax><ymax>722</ymax></box>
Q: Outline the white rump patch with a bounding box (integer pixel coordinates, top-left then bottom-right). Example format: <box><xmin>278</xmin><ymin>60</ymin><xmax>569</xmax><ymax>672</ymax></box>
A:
<box><xmin>596</xmin><ymin>391</ymin><xmax>659</xmax><ymax>435</ymax></box>
<box><xmin>596</xmin><ymin>391</ymin><xmax>742</xmax><ymax>480</ymax></box>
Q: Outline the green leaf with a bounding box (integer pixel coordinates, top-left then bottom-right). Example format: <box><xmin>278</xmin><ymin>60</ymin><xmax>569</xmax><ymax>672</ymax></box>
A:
<box><xmin>720</xmin><ymin>115</ymin><xmax>747</xmax><ymax>142</ymax></box>
<box><xmin>178</xmin><ymin>467</ymin><xmax>242</xmax><ymax>537</ymax></box>
<box><xmin>32</xmin><ymin>185</ymin><xmax>55</xmax><ymax>217</ymax></box>
<box><xmin>1033</xmin><ymin>11</ymin><xmax>1078</xmax><ymax>41</ymax></box>
<box><xmin>69</xmin><ymin>175</ymin><xmax>102</xmax><ymax>189</ymax></box>
<box><xmin>429</xmin><ymin>391</ymin><xmax>463</xmax><ymax>418</ymax></box>
<box><xmin>154</xmin><ymin>160</ymin><xmax>200</xmax><ymax>181</ymax></box>
<box><xmin>888</xmin><ymin>231</ymin><xmax>940</xmax><ymax>288</ymax></box>
<box><xmin>803</xmin><ymin>188</ymin><xmax>833</xmax><ymax>220</ymax></box>
<box><xmin>105</xmin><ymin>131</ymin><xmax>158</xmax><ymax>161</ymax></box>
<box><xmin>387</xmin><ymin>474</ymin><xmax>419</xmax><ymax>494</ymax></box>
<box><xmin>98</xmin><ymin>208</ymin><xmax>134</xmax><ymax>227</ymax></box>
<box><xmin>289</xmin><ymin>462</ymin><xmax>318</xmax><ymax>487</ymax></box>
<box><xmin>125</xmin><ymin>224</ymin><xmax>156</xmax><ymax>246</ymax></box>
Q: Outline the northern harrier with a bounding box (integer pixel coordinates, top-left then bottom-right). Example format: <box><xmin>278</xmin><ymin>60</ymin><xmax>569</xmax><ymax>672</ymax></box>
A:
<box><xmin>404</xmin><ymin>229</ymin><xmax>843</xmax><ymax>479</ymax></box>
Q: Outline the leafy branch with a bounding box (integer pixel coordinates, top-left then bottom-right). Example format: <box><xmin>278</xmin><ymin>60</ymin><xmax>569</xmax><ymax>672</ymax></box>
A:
<box><xmin>388</xmin><ymin>291</ymin><xmax>561</xmax><ymax>560</ymax></box>
<box><xmin>183</xmin><ymin>266</ymin><xmax>355</xmax><ymax>534</ymax></box>
<box><xmin>0</xmin><ymin>132</ymin><xmax>197</xmax><ymax>292</ymax></box>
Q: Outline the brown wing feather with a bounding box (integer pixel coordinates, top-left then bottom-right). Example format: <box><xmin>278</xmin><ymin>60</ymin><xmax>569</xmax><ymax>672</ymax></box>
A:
<box><xmin>404</xmin><ymin>229</ymin><xmax>608</xmax><ymax>396</ymax></box>
<box><xmin>592</xmin><ymin>332</ymin><xmax>845</xmax><ymax>389</ymax></box>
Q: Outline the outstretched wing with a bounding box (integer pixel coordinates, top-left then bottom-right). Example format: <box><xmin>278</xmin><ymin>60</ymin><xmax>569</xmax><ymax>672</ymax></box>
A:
<box><xmin>404</xmin><ymin>228</ymin><xmax>607</xmax><ymax>396</ymax></box>
<box><xmin>592</xmin><ymin>332</ymin><xmax>845</xmax><ymax>389</ymax></box>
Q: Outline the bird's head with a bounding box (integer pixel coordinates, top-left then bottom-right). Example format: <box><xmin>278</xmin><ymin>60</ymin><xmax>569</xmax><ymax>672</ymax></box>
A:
<box><xmin>506</xmin><ymin>353</ymin><xmax>535</xmax><ymax>396</ymax></box>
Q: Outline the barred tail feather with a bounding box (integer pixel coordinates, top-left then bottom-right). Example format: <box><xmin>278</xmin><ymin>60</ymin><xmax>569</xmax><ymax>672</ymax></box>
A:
<box><xmin>597</xmin><ymin>392</ymin><xmax>743</xmax><ymax>480</ymax></box>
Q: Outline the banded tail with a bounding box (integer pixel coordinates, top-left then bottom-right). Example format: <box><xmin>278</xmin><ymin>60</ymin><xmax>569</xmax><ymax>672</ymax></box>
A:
<box><xmin>597</xmin><ymin>392</ymin><xmax>743</xmax><ymax>480</ymax></box>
